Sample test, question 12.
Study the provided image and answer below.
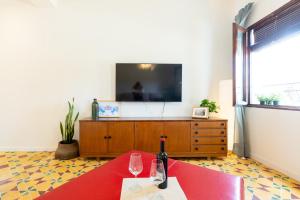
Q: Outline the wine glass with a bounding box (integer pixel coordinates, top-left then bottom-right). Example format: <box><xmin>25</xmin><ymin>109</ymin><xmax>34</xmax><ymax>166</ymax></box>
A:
<box><xmin>150</xmin><ymin>159</ymin><xmax>166</xmax><ymax>186</ymax></box>
<box><xmin>149</xmin><ymin>159</ymin><xmax>166</xmax><ymax>200</ymax></box>
<box><xmin>128</xmin><ymin>153</ymin><xmax>143</xmax><ymax>192</ymax></box>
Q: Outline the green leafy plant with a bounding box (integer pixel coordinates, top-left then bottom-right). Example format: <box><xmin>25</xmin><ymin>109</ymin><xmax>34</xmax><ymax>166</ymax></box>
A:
<box><xmin>257</xmin><ymin>95</ymin><xmax>267</xmax><ymax>102</ymax></box>
<box><xmin>60</xmin><ymin>98</ymin><xmax>79</xmax><ymax>144</ymax></box>
<box><xmin>265</xmin><ymin>97</ymin><xmax>273</xmax><ymax>105</ymax></box>
<box><xmin>200</xmin><ymin>99</ymin><xmax>219</xmax><ymax>113</ymax></box>
<box><xmin>270</xmin><ymin>94</ymin><xmax>280</xmax><ymax>101</ymax></box>
<box><xmin>270</xmin><ymin>94</ymin><xmax>280</xmax><ymax>106</ymax></box>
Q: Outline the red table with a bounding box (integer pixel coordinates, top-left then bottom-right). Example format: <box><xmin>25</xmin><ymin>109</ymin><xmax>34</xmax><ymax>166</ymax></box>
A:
<box><xmin>37</xmin><ymin>151</ymin><xmax>244</xmax><ymax>200</ymax></box>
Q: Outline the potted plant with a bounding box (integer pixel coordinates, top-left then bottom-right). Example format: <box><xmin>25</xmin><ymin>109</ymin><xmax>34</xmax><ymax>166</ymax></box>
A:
<box><xmin>55</xmin><ymin>98</ymin><xmax>80</xmax><ymax>160</ymax></box>
<box><xmin>266</xmin><ymin>96</ymin><xmax>273</xmax><ymax>105</ymax></box>
<box><xmin>200</xmin><ymin>99</ymin><xmax>219</xmax><ymax>117</ymax></box>
<box><xmin>257</xmin><ymin>95</ymin><xmax>267</xmax><ymax>105</ymax></box>
<box><xmin>270</xmin><ymin>94</ymin><xmax>280</xmax><ymax>106</ymax></box>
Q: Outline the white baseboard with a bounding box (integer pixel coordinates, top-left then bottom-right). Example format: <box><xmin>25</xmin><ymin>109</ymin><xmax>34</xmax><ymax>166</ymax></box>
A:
<box><xmin>0</xmin><ymin>147</ymin><xmax>56</xmax><ymax>152</ymax></box>
<box><xmin>250</xmin><ymin>152</ymin><xmax>300</xmax><ymax>182</ymax></box>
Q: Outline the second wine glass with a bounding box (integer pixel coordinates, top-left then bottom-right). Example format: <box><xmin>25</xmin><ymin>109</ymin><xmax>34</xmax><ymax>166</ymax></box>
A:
<box><xmin>150</xmin><ymin>159</ymin><xmax>166</xmax><ymax>186</ymax></box>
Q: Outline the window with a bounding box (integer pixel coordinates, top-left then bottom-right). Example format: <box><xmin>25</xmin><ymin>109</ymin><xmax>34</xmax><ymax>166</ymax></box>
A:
<box><xmin>250</xmin><ymin>34</ymin><xmax>300</xmax><ymax>107</ymax></box>
<box><xmin>233</xmin><ymin>0</ymin><xmax>300</xmax><ymax>110</ymax></box>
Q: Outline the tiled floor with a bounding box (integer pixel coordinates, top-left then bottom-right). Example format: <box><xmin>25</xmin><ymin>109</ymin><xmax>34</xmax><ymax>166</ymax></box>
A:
<box><xmin>0</xmin><ymin>152</ymin><xmax>299</xmax><ymax>200</ymax></box>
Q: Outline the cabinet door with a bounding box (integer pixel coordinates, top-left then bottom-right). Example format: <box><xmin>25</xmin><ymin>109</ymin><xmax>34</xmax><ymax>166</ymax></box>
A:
<box><xmin>79</xmin><ymin>122</ymin><xmax>108</xmax><ymax>154</ymax></box>
<box><xmin>108</xmin><ymin>122</ymin><xmax>134</xmax><ymax>154</ymax></box>
<box><xmin>163</xmin><ymin>122</ymin><xmax>191</xmax><ymax>153</ymax></box>
<box><xmin>135</xmin><ymin>122</ymin><xmax>163</xmax><ymax>153</ymax></box>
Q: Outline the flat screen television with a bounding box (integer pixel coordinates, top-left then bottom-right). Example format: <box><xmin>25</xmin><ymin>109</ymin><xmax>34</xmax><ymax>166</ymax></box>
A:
<box><xmin>116</xmin><ymin>63</ymin><xmax>182</xmax><ymax>102</ymax></box>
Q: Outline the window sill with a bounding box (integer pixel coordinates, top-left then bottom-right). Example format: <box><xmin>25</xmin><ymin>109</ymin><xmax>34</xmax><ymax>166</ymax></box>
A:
<box><xmin>246</xmin><ymin>104</ymin><xmax>300</xmax><ymax>111</ymax></box>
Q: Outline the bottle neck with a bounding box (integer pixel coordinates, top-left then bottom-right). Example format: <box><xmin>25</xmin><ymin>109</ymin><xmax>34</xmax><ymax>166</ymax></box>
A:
<box><xmin>160</xmin><ymin>140</ymin><xmax>165</xmax><ymax>152</ymax></box>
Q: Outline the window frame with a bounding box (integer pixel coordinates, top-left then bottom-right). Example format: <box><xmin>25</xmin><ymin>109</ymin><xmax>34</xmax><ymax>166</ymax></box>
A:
<box><xmin>233</xmin><ymin>0</ymin><xmax>300</xmax><ymax>111</ymax></box>
<box><xmin>232</xmin><ymin>23</ymin><xmax>248</xmax><ymax>106</ymax></box>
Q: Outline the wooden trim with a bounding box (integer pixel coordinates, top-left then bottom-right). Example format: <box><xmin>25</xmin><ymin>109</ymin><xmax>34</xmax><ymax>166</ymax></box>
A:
<box><xmin>246</xmin><ymin>30</ymin><xmax>251</xmax><ymax>105</ymax></box>
<box><xmin>247</xmin><ymin>104</ymin><xmax>300</xmax><ymax>111</ymax></box>
<box><xmin>245</xmin><ymin>0</ymin><xmax>300</xmax><ymax>107</ymax></box>
<box><xmin>232</xmin><ymin>23</ymin><xmax>247</xmax><ymax>106</ymax></box>
<box><xmin>248</xmin><ymin>0</ymin><xmax>300</xmax><ymax>30</ymax></box>
<box><xmin>80</xmin><ymin>117</ymin><xmax>228</xmax><ymax>122</ymax></box>
<box><xmin>79</xmin><ymin>153</ymin><xmax>228</xmax><ymax>158</ymax></box>
<box><xmin>243</xmin><ymin>29</ymin><xmax>248</xmax><ymax>103</ymax></box>
<box><xmin>247</xmin><ymin>0</ymin><xmax>300</xmax><ymax>50</ymax></box>
<box><xmin>232</xmin><ymin>23</ymin><xmax>237</xmax><ymax>106</ymax></box>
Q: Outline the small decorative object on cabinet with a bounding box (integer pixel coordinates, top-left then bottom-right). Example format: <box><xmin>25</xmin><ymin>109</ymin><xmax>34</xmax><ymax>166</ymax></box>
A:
<box><xmin>192</xmin><ymin>107</ymin><xmax>209</xmax><ymax>119</ymax></box>
<box><xmin>200</xmin><ymin>99</ymin><xmax>219</xmax><ymax>117</ymax></box>
<box><xmin>92</xmin><ymin>98</ymin><xmax>99</xmax><ymax>120</ymax></box>
<box><xmin>79</xmin><ymin>117</ymin><xmax>227</xmax><ymax>158</ymax></box>
<box><xmin>98</xmin><ymin>100</ymin><xmax>120</xmax><ymax>118</ymax></box>
<box><xmin>55</xmin><ymin>98</ymin><xmax>79</xmax><ymax>160</ymax></box>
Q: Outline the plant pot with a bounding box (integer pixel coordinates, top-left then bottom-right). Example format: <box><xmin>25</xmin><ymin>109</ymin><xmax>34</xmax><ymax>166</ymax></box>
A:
<box><xmin>55</xmin><ymin>140</ymin><xmax>79</xmax><ymax>160</ymax></box>
<box><xmin>208</xmin><ymin>112</ymin><xmax>218</xmax><ymax>118</ymax></box>
<box><xmin>259</xmin><ymin>101</ymin><xmax>266</xmax><ymax>105</ymax></box>
<box><xmin>273</xmin><ymin>100</ymin><xmax>279</xmax><ymax>106</ymax></box>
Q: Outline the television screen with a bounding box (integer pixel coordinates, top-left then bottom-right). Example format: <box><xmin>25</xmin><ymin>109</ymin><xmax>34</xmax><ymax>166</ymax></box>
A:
<box><xmin>116</xmin><ymin>63</ymin><xmax>182</xmax><ymax>102</ymax></box>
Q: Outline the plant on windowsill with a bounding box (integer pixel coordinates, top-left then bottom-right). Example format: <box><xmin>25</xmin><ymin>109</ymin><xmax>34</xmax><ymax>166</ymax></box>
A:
<box><xmin>265</xmin><ymin>97</ymin><xmax>273</xmax><ymax>105</ymax></box>
<box><xmin>257</xmin><ymin>95</ymin><xmax>267</xmax><ymax>105</ymax></box>
<box><xmin>270</xmin><ymin>94</ymin><xmax>280</xmax><ymax>106</ymax></box>
<box><xmin>200</xmin><ymin>99</ymin><xmax>219</xmax><ymax>118</ymax></box>
<box><xmin>55</xmin><ymin>98</ymin><xmax>80</xmax><ymax>160</ymax></box>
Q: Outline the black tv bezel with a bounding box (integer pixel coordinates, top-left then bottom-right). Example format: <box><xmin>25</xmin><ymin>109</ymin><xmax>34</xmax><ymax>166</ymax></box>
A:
<box><xmin>115</xmin><ymin>63</ymin><xmax>182</xmax><ymax>102</ymax></box>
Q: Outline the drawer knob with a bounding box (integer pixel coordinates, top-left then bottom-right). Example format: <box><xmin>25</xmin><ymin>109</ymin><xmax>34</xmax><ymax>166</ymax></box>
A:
<box><xmin>221</xmin><ymin>131</ymin><xmax>224</xmax><ymax>134</ymax></box>
<box><xmin>221</xmin><ymin>139</ymin><xmax>224</xmax><ymax>142</ymax></box>
<box><xmin>195</xmin><ymin>147</ymin><xmax>199</xmax><ymax>150</ymax></box>
<box><xmin>104</xmin><ymin>136</ymin><xmax>108</xmax><ymax>139</ymax></box>
<box><xmin>221</xmin><ymin>147</ymin><xmax>225</xmax><ymax>150</ymax></box>
<box><xmin>221</xmin><ymin>123</ymin><xmax>225</xmax><ymax>126</ymax></box>
<box><xmin>194</xmin><ymin>131</ymin><xmax>198</xmax><ymax>134</ymax></box>
<box><xmin>108</xmin><ymin>136</ymin><xmax>112</xmax><ymax>139</ymax></box>
<box><xmin>195</xmin><ymin>139</ymin><xmax>199</xmax><ymax>142</ymax></box>
<box><xmin>195</xmin><ymin>123</ymin><xmax>198</xmax><ymax>126</ymax></box>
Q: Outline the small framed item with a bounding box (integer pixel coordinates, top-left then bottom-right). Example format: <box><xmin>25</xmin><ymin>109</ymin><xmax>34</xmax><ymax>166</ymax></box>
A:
<box><xmin>98</xmin><ymin>101</ymin><xmax>120</xmax><ymax>118</ymax></box>
<box><xmin>192</xmin><ymin>107</ymin><xmax>209</xmax><ymax>119</ymax></box>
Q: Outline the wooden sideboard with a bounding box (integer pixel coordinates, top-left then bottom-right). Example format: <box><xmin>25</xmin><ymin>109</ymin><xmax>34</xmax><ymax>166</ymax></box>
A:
<box><xmin>79</xmin><ymin>117</ymin><xmax>227</xmax><ymax>158</ymax></box>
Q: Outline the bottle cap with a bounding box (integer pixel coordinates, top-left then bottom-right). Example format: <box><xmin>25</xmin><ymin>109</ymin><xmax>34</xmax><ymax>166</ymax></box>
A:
<box><xmin>160</xmin><ymin>138</ymin><xmax>166</xmax><ymax>142</ymax></box>
<box><xmin>94</xmin><ymin>98</ymin><xmax>97</xmax><ymax>101</ymax></box>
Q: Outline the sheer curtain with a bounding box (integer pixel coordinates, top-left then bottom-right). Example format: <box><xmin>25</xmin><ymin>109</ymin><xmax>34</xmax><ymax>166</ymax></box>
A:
<box><xmin>233</xmin><ymin>105</ymin><xmax>248</xmax><ymax>157</ymax></box>
<box><xmin>232</xmin><ymin>2</ymin><xmax>254</xmax><ymax>158</ymax></box>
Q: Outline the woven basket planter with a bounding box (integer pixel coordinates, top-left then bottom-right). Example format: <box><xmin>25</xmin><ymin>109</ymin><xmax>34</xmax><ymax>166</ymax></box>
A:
<box><xmin>55</xmin><ymin>140</ymin><xmax>79</xmax><ymax>160</ymax></box>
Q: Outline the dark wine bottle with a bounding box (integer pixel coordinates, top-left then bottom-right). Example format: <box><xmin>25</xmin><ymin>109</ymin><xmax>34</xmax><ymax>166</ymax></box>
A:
<box><xmin>157</xmin><ymin>137</ymin><xmax>168</xmax><ymax>189</ymax></box>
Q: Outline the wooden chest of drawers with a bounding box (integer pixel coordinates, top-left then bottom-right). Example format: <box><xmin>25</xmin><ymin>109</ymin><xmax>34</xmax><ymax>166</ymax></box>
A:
<box><xmin>191</xmin><ymin>119</ymin><xmax>227</xmax><ymax>157</ymax></box>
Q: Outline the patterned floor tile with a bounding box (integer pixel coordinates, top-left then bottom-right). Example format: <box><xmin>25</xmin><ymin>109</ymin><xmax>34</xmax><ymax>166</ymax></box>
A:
<box><xmin>0</xmin><ymin>152</ymin><xmax>299</xmax><ymax>200</ymax></box>
<box><xmin>180</xmin><ymin>154</ymin><xmax>300</xmax><ymax>200</ymax></box>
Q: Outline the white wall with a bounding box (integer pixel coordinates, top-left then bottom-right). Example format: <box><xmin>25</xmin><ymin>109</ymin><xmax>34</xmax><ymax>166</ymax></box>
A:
<box><xmin>0</xmin><ymin>0</ymin><xmax>234</xmax><ymax>151</ymax></box>
<box><xmin>234</xmin><ymin>0</ymin><xmax>300</xmax><ymax>181</ymax></box>
<box><xmin>219</xmin><ymin>80</ymin><xmax>235</xmax><ymax>150</ymax></box>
